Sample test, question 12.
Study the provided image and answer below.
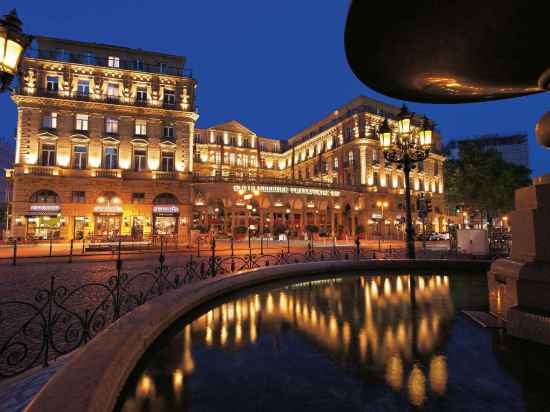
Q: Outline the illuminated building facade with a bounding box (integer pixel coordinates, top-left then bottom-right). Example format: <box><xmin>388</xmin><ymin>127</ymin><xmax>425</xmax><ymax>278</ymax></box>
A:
<box><xmin>5</xmin><ymin>37</ymin><xmax>447</xmax><ymax>242</ymax></box>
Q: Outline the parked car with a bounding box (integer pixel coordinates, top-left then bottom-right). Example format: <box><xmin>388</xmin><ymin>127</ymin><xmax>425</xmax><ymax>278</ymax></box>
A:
<box><xmin>430</xmin><ymin>232</ymin><xmax>450</xmax><ymax>241</ymax></box>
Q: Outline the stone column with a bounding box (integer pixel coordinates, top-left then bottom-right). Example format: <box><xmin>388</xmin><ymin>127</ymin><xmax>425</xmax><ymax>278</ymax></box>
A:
<box><xmin>359</xmin><ymin>145</ymin><xmax>367</xmax><ymax>185</ymax></box>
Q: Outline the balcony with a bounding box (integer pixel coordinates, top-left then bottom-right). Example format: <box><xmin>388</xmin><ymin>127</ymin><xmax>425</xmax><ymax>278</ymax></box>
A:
<box><xmin>24</xmin><ymin>166</ymin><xmax>61</xmax><ymax>176</ymax></box>
<box><xmin>26</xmin><ymin>48</ymin><xmax>193</xmax><ymax>78</ymax></box>
<box><xmin>93</xmin><ymin>169</ymin><xmax>121</xmax><ymax>178</ymax></box>
<box><xmin>18</xmin><ymin>88</ymin><xmax>192</xmax><ymax>112</ymax></box>
<box><xmin>155</xmin><ymin>171</ymin><xmax>178</xmax><ymax>180</ymax></box>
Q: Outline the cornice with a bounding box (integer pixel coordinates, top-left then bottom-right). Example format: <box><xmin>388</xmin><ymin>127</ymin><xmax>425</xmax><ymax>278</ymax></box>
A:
<box><xmin>11</xmin><ymin>95</ymin><xmax>199</xmax><ymax>122</ymax></box>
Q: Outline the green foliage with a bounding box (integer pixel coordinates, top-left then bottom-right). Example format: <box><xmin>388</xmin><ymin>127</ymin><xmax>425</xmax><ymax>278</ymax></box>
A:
<box><xmin>444</xmin><ymin>146</ymin><xmax>531</xmax><ymax>219</ymax></box>
<box><xmin>234</xmin><ymin>226</ymin><xmax>248</xmax><ymax>234</ymax></box>
<box><xmin>273</xmin><ymin>223</ymin><xmax>288</xmax><ymax>236</ymax></box>
<box><xmin>305</xmin><ymin>224</ymin><xmax>319</xmax><ymax>233</ymax></box>
<box><xmin>192</xmin><ymin>225</ymin><xmax>209</xmax><ymax>234</ymax></box>
<box><xmin>355</xmin><ymin>224</ymin><xmax>365</xmax><ymax>234</ymax></box>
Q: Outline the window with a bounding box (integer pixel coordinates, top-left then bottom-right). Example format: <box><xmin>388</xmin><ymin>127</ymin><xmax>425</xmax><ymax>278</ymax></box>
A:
<box><xmin>135</xmin><ymin>120</ymin><xmax>147</xmax><ymax>136</ymax></box>
<box><xmin>106</xmin><ymin>83</ymin><xmax>119</xmax><ymax>101</ymax></box>
<box><xmin>385</xmin><ymin>172</ymin><xmax>391</xmax><ymax>187</ymax></box>
<box><xmin>108</xmin><ymin>56</ymin><xmax>120</xmax><ymax>68</ymax></box>
<box><xmin>56</xmin><ymin>49</ymin><xmax>69</xmax><ymax>61</ymax></box>
<box><xmin>103</xmin><ymin>147</ymin><xmax>118</xmax><ymax>169</ymax></box>
<box><xmin>159</xmin><ymin>63</ymin><xmax>167</xmax><ymax>73</ymax></box>
<box><xmin>83</xmin><ymin>52</ymin><xmax>96</xmax><ymax>65</ymax></box>
<box><xmin>373</xmin><ymin>171</ymin><xmax>380</xmax><ymax>186</ymax></box>
<box><xmin>333</xmin><ymin>157</ymin><xmax>339</xmax><ymax>170</ymax></box>
<box><xmin>163</xmin><ymin>126</ymin><xmax>174</xmax><ymax>139</ymax></box>
<box><xmin>132</xmin><ymin>193</ymin><xmax>145</xmax><ymax>204</ymax></box>
<box><xmin>163</xmin><ymin>89</ymin><xmax>175</xmax><ymax>106</ymax></box>
<box><xmin>133</xmin><ymin>149</ymin><xmax>147</xmax><ymax>171</ymax></box>
<box><xmin>419</xmin><ymin>179</ymin><xmax>425</xmax><ymax>191</ymax></box>
<box><xmin>77</xmin><ymin>80</ymin><xmax>90</xmax><ymax>96</ymax></box>
<box><xmin>136</xmin><ymin>87</ymin><xmax>147</xmax><ymax>103</ymax></box>
<box><xmin>348</xmin><ymin>151</ymin><xmax>354</xmax><ymax>165</ymax></box>
<box><xmin>244</xmin><ymin>138</ymin><xmax>250</xmax><ymax>148</ymax></box>
<box><xmin>105</xmin><ymin>117</ymin><xmax>118</xmax><ymax>134</ymax></box>
<box><xmin>41</xmin><ymin>144</ymin><xmax>56</xmax><ymax>166</ymax></box>
<box><xmin>372</xmin><ymin>149</ymin><xmax>379</xmax><ymax>162</ymax></box>
<box><xmin>135</xmin><ymin>59</ymin><xmax>144</xmax><ymax>70</ymax></box>
<box><xmin>194</xmin><ymin>133</ymin><xmax>202</xmax><ymax>143</ymax></box>
<box><xmin>42</xmin><ymin>112</ymin><xmax>57</xmax><ymax>129</ymax></box>
<box><xmin>72</xmin><ymin>191</ymin><xmax>86</xmax><ymax>203</ymax></box>
<box><xmin>434</xmin><ymin>161</ymin><xmax>439</xmax><ymax>176</ymax></box>
<box><xmin>230</xmin><ymin>136</ymin><xmax>237</xmax><ymax>146</ymax></box>
<box><xmin>216</xmin><ymin>134</ymin><xmax>223</xmax><ymax>145</ymax></box>
<box><xmin>46</xmin><ymin>76</ymin><xmax>59</xmax><ymax>92</ymax></box>
<box><xmin>418</xmin><ymin>161</ymin><xmax>424</xmax><ymax>172</ymax></box>
<box><xmin>72</xmin><ymin>146</ymin><xmax>87</xmax><ymax>169</ymax></box>
<box><xmin>345</xmin><ymin>127</ymin><xmax>353</xmax><ymax>140</ymax></box>
<box><xmin>161</xmin><ymin>152</ymin><xmax>175</xmax><ymax>172</ymax></box>
<box><xmin>75</xmin><ymin>114</ymin><xmax>89</xmax><ymax>131</ymax></box>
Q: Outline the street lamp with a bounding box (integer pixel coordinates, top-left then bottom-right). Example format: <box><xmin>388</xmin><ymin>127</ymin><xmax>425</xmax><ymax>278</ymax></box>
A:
<box><xmin>376</xmin><ymin>200</ymin><xmax>388</xmax><ymax>251</ymax></box>
<box><xmin>379</xmin><ymin>105</ymin><xmax>433</xmax><ymax>259</ymax></box>
<box><xmin>0</xmin><ymin>9</ymin><xmax>32</xmax><ymax>92</ymax></box>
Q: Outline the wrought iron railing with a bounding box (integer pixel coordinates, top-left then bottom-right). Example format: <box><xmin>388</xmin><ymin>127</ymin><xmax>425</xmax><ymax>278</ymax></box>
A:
<box><xmin>0</xmin><ymin>242</ymin><xmax>380</xmax><ymax>379</ymax></box>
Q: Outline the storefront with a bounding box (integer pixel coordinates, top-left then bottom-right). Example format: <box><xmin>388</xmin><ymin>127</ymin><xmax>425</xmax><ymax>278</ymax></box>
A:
<box><xmin>73</xmin><ymin>216</ymin><xmax>89</xmax><ymax>240</ymax></box>
<box><xmin>153</xmin><ymin>205</ymin><xmax>179</xmax><ymax>235</ymax></box>
<box><xmin>26</xmin><ymin>204</ymin><xmax>63</xmax><ymax>240</ymax></box>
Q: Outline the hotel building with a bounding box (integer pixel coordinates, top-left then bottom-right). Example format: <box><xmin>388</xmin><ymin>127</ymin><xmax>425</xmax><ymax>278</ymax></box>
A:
<box><xmin>5</xmin><ymin>37</ymin><xmax>447</xmax><ymax>243</ymax></box>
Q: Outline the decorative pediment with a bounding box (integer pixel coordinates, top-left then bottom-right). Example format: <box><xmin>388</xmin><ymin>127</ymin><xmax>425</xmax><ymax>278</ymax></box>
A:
<box><xmin>70</xmin><ymin>133</ymin><xmax>90</xmax><ymax>143</ymax></box>
<box><xmin>102</xmin><ymin>136</ymin><xmax>121</xmax><ymax>145</ymax></box>
<box><xmin>38</xmin><ymin>131</ymin><xmax>58</xmax><ymax>141</ymax></box>
<box><xmin>130</xmin><ymin>138</ymin><xmax>149</xmax><ymax>146</ymax></box>
<box><xmin>160</xmin><ymin>140</ymin><xmax>177</xmax><ymax>147</ymax></box>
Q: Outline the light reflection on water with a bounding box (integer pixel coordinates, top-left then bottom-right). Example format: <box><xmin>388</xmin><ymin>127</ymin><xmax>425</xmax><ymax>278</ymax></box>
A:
<box><xmin>117</xmin><ymin>273</ymin><xmax>540</xmax><ymax>411</ymax></box>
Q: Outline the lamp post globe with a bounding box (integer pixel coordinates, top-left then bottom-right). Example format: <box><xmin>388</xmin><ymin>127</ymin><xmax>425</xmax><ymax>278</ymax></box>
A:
<box><xmin>0</xmin><ymin>9</ymin><xmax>32</xmax><ymax>92</ymax></box>
<box><xmin>378</xmin><ymin>106</ymin><xmax>433</xmax><ymax>259</ymax></box>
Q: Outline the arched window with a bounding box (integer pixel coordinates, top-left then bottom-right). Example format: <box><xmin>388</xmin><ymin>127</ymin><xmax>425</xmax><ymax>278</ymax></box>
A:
<box><xmin>153</xmin><ymin>193</ymin><xmax>179</xmax><ymax>205</ymax></box>
<box><xmin>29</xmin><ymin>190</ymin><xmax>59</xmax><ymax>203</ymax></box>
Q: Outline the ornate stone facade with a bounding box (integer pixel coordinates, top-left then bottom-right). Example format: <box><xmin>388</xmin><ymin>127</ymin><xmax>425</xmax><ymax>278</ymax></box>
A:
<box><xmin>5</xmin><ymin>37</ymin><xmax>448</xmax><ymax>244</ymax></box>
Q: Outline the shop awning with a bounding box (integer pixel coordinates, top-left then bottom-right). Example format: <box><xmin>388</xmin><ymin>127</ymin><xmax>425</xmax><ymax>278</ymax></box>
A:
<box><xmin>25</xmin><ymin>211</ymin><xmax>60</xmax><ymax>216</ymax></box>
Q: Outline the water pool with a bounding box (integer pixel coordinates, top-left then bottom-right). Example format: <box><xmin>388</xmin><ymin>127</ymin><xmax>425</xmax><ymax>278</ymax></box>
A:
<box><xmin>116</xmin><ymin>272</ymin><xmax>550</xmax><ymax>411</ymax></box>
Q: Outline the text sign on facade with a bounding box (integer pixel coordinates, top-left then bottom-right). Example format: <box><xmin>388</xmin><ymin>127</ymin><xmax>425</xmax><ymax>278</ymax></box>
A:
<box><xmin>233</xmin><ymin>185</ymin><xmax>340</xmax><ymax>197</ymax></box>
<box><xmin>30</xmin><ymin>204</ymin><xmax>60</xmax><ymax>212</ymax></box>
<box><xmin>153</xmin><ymin>205</ymin><xmax>179</xmax><ymax>214</ymax></box>
<box><xmin>93</xmin><ymin>205</ymin><xmax>123</xmax><ymax>214</ymax></box>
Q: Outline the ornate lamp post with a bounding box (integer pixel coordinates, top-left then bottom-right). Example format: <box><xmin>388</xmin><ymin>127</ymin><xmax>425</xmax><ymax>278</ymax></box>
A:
<box><xmin>378</xmin><ymin>105</ymin><xmax>433</xmax><ymax>259</ymax></box>
<box><xmin>0</xmin><ymin>9</ymin><xmax>32</xmax><ymax>92</ymax></box>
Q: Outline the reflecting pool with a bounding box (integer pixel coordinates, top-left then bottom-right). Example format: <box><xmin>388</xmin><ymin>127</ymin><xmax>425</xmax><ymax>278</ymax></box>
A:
<box><xmin>116</xmin><ymin>272</ymin><xmax>550</xmax><ymax>411</ymax></box>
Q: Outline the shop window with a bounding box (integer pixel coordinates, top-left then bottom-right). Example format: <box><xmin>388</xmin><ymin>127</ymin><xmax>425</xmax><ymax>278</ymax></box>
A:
<box><xmin>77</xmin><ymin>80</ymin><xmax>90</xmax><ymax>97</ymax></box>
<box><xmin>133</xmin><ymin>149</ymin><xmax>147</xmax><ymax>171</ymax></box>
<box><xmin>75</xmin><ymin>114</ymin><xmax>89</xmax><ymax>131</ymax></box>
<box><xmin>161</xmin><ymin>152</ymin><xmax>175</xmax><ymax>172</ymax></box>
<box><xmin>105</xmin><ymin>117</ymin><xmax>118</xmax><ymax>134</ymax></box>
<box><xmin>103</xmin><ymin>146</ymin><xmax>118</xmax><ymax>169</ymax></box>
<box><xmin>132</xmin><ymin>192</ymin><xmax>145</xmax><ymax>204</ymax></box>
<box><xmin>108</xmin><ymin>56</ymin><xmax>120</xmax><ymax>68</ymax></box>
<box><xmin>163</xmin><ymin>126</ymin><xmax>174</xmax><ymax>139</ymax></box>
<box><xmin>40</xmin><ymin>143</ymin><xmax>56</xmax><ymax>166</ymax></box>
<box><xmin>42</xmin><ymin>112</ymin><xmax>57</xmax><ymax>129</ymax></box>
<box><xmin>72</xmin><ymin>191</ymin><xmax>86</xmax><ymax>203</ymax></box>
<box><xmin>163</xmin><ymin>89</ymin><xmax>175</xmax><ymax>106</ymax></box>
<box><xmin>135</xmin><ymin>120</ymin><xmax>147</xmax><ymax>136</ymax></box>
<box><xmin>72</xmin><ymin>145</ymin><xmax>87</xmax><ymax>169</ymax></box>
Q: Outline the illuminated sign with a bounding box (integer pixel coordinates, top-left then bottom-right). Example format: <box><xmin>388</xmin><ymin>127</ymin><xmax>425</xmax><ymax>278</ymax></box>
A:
<box><xmin>371</xmin><ymin>213</ymin><xmax>383</xmax><ymax>219</ymax></box>
<box><xmin>233</xmin><ymin>185</ymin><xmax>340</xmax><ymax>197</ymax></box>
<box><xmin>153</xmin><ymin>205</ymin><xmax>179</xmax><ymax>214</ymax></box>
<box><xmin>93</xmin><ymin>205</ymin><xmax>123</xmax><ymax>214</ymax></box>
<box><xmin>30</xmin><ymin>204</ymin><xmax>60</xmax><ymax>212</ymax></box>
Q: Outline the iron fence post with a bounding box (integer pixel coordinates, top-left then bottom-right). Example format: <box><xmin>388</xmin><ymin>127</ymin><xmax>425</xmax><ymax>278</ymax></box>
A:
<box><xmin>43</xmin><ymin>276</ymin><xmax>55</xmax><ymax>367</ymax></box>
<box><xmin>69</xmin><ymin>239</ymin><xmax>74</xmax><ymax>263</ymax></box>
<box><xmin>12</xmin><ymin>239</ymin><xmax>16</xmax><ymax>266</ymax></box>
<box><xmin>260</xmin><ymin>234</ymin><xmax>264</xmax><ymax>256</ymax></box>
<box><xmin>49</xmin><ymin>238</ymin><xmax>53</xmax><ymax>257</ymax></box>
<box><xmin>211</xmin><ymin>238</ymin><xmax>216</xmax><ymax>277</ymax></box>
<box><xmin>82</xmin><ymin>237</ymin><xmax>85</xmax><ymax>254</ymax></box>
<box><xmin>197</xmin><ymin>237</ymin><xmax>200</xmax><ymax>257</ymax></box>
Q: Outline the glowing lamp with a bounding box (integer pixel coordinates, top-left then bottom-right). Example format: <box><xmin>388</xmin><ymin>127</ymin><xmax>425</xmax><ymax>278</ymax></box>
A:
<box><xmin>378</xmin><ymin>118</ymin><xmax>392</xmax><ymax>150</ymax></box>
<box><xmin>396</xmin><ymin>104</ymin><xmax>413</xmax><ymax>135</ymax></box>
<box><xmin>0</xmin><ymin>10</ymin><xmax>31</xmax><ymax>92</ymax></box>
<box><xmin>253</xmin><ymin>190</ymin><xmax>260</xmax><ymax>196</ymax></box>
<box><xmin>419</xmin><ymin>116</ymin><xmax>433</xmax><ymax>148</ymax></box>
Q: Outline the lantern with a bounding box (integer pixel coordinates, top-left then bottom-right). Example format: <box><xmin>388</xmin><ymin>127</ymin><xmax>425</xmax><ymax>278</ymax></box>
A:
<box><xmin>419</xmin><ymin>116</ymin><xmax>433</xmax><ymax>148</ymax></box>
<box><xmin>396</xmin><ymin>104</ymin><xmax>413</xmax><ymax>134</ymax></box>
<box><xmin>379</xmin><ymin>118</ymin><xmax>392</xmax><ymax>150</ymax></box>
<box><xmin>0</xmin><ymin>10</ymin><xmax>32</xmax><ymax>91</ymax></box>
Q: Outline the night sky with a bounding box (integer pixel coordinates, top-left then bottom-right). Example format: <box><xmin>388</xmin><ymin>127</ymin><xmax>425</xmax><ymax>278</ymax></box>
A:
<box><xmin>1</xmin><ymin>1</ymin><xmax>548</xmax><ymax>176</ymax></box>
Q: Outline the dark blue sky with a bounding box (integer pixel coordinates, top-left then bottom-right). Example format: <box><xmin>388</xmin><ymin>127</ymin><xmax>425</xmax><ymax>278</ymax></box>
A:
<box><xmin>2</xmin><ymin>0</ymin><xmax>548</xmax><ymax>176</ymax></box>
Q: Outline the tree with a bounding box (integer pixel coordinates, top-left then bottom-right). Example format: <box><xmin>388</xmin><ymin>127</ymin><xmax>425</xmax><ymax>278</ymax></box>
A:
<box><xmin>444</xmin><ymin>146</ymin><xmax>531</xmax><ymax>224</ymax></box>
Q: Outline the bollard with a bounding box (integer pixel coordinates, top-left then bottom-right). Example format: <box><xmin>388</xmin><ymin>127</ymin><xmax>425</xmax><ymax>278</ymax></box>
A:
<box><xmin>82</xmin><ymin>238</ymin><xmax>85</xmax><ymax>254</ymax></box>
<box><xmin>12</xmin><ymin>239</ymin><xmax>17</xmax><ymax>266</ymax></box>
<box><xmin>49</xmin><ymin>238</ymin><xmax>53</xmax><ymax>257</ymax></box>
<box><xmin>197</xmin><ymin>237</ymin><xmax>201</xmax><ymax>257</ymax></box>
<box><xmin>69</xmin><ymin>239</ymin><xmax>74</xmax><ymax>263</ymax></box>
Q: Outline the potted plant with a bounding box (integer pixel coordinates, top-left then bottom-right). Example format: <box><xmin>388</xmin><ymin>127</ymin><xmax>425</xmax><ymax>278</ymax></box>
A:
<box><xmin>305</xmin><ymin>224</ymin><xmax>319</xmax><ymax>240</ymax></box>
<box><xmin>355</xmin><ymin>224</ymin><xmax>366</xmax><ymax>239</ymax></box>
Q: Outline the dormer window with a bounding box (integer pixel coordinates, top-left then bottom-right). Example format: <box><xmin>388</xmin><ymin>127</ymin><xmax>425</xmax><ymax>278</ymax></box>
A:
<box><xmin>135</xmin><ymin>59</ymin><xmax>144</xmax><ymax>70</ymax></box>
<box><xmin>108</xmin><ymin>56</ymin><xmax>120</xmax><ymax>68</ymax></box>
<box><xmin>159</xmin><ymin>63</ymin><xmax>167</xmax><ymax>73</ymax></box>
<box><xmin>83</xmin><ymin>52</ymin><xmax>96</xmax><ymax>65</ymax></box>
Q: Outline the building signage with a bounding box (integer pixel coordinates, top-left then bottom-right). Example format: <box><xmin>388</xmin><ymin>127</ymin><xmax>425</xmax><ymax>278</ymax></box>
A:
<box><xmin>93</xmin><ymin>205</ymin><xmax>123</xmax><ymax>214</ymax></box>
<box><xmin>371</xmin><ymin>213</ymin><xmax>383</xmax><ymax>220</ymax></box>
<box><xmin>30</xmin><ymin>204</ymin><xmax>60</xmax><ymax>212</ymax></box>
<box><xmin>233</xmin><ymin>185</ymin><xmax>340</xmax><ymax>197</ymax></box>
<box><xmin>153</xmin><ymin>205</ymin><xmax>179</xmax><ymax>214</ymax></box>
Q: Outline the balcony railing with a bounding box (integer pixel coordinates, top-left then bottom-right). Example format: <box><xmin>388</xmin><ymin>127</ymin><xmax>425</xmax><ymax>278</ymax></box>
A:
<box><xmin>18</xmin><ymin>88</ymin><xmax>192</xmax><ymax>112</ymax></box>
<box><xmin>155</xmin><ymin>171</ymin><xmax>178</xmax><ymax>180</ymax></box>
<box><xmin>26</xmin><ymin>48</ymin><xmax>193</xmax><ymax>78</ymax></box>
<box><xmin>93</xmin><ymin>169</ymin><xmax>120</xmax><ymax>178</ymax></box>
<box><xmin>25</xmin><ymin>166</ymin><xmax>60</xmax><ymax>176</ymax></box>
